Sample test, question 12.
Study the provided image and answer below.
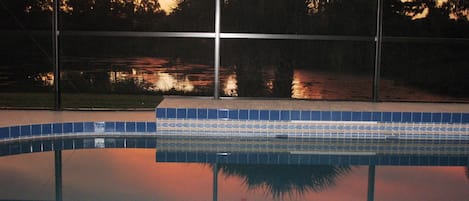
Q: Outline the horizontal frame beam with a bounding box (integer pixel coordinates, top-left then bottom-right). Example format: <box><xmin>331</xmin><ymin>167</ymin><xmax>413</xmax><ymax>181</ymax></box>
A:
<box><xmin>60</xmin><ymin>31</ymin><xmax>216</xmax><ymax>38</ymax></box>
<box><xmin>383</xmin><ymin>36</ymin><xmax>469</xmax><ymax>43</ymax></box>
<box><xmin>4</xmin><ymin>30</ymin><xmax>468</xmax><ymax>43</ymax></box>
<box><xmin>220</xmin><ymin>33</ymin><xmax>374</xmax><ymax>41</ymax></box>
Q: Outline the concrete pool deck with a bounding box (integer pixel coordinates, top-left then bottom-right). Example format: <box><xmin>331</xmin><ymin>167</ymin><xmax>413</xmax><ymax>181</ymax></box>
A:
<box><xmin>0</xmin><ymin>98</ymin><xmax>468</xmax><ymax>127</ymax></box>
<box><xmin>158</xmin><ymin>98</ymin><xmax>469</xmax><ymax>112</ymax></box>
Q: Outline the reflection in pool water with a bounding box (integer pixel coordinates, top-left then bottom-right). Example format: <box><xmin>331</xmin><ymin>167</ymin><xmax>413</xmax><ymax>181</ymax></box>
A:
<box><xmin>0</xmin><ymin>137</ymin><xmax>469</xmax><ymax>201</ymax></box>
<box><xmin>216</xmin><ymin>164</ymin><xmax>351</xmax><ymax>198</ymax></box>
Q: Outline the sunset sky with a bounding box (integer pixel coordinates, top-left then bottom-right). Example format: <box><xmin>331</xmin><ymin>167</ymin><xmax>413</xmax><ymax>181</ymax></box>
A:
<box><xmin>158</xmin><ymin>0</ymin><xmax>177</xmax><ymax>14</ymax></box>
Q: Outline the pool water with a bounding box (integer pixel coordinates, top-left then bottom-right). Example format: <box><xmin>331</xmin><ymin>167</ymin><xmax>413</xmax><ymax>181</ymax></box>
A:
<box><xmin>0</xmin><ymin>137</ymin><xmax>468</xmax><ymax>201</ymax></box>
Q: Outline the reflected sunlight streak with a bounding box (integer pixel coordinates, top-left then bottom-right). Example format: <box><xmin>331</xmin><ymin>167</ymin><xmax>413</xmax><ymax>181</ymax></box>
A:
<box><xmin>223</xmin><ymin>74</ymin><xmax>238</xmax><ymax>96</ymax></box>
<box><xmin>153</xmin><ymin>72</ymin><xmax>194</xmax><ymax>92</ymax></box>
<box><xmin>292</xmin><ymin>70</ymin><xmax>323</xmax><ymax>99</ymax></box>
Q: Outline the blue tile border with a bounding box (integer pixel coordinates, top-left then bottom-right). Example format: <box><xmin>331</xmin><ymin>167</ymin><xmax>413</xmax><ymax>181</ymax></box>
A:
<box><xmin>84</xmin><ymin>122</ymin><xmax>94</xmax><ymax>132</ymax></box>
<box><xmin>270</xmin><ymin>110</ymin><xmax>280</xmax><ymax>121</ymax></box>
<box><xmin>136</xmin><ymin>122</ymin><xmax>146</xmax><ymax>132</ymax></box>
<box><xmin>0</xmin><ymin>127</ymin><xmax>9</xmax><ymax>139</ymax></box>
<box><xmin>0</xmin><ymin>121</ymin><xmax>160</xmax><ymax>140</ymax></box>
<box><xmin>126</xmin><ymin>122</ymin><xmax>136</xmax><ymax>132</ymax></box>
<box><xmin>156</xmin><ymin>107</ymin><xmax>469</xmax><ymax>124</ymax></box>
<box><xmin>249</xmin><ymin>110</ymin><xmax>259</xmax><ymax>120</ymax></box>
<box><xmin>116</xmin><ymin>122</ymin><xmax>125</xmax><ymax>132</ymax></box>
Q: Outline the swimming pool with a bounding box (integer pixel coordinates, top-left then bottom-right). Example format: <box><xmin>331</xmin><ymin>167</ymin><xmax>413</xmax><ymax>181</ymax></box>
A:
<box><xmin>0</xmin><ymin>135</ymin><xmax>469</xmax><ymax>201</ymax></box>
<box><xmin>1</xmin><ymin>100</ymin><xmax>468</xmax><ymax>201</ymax></box>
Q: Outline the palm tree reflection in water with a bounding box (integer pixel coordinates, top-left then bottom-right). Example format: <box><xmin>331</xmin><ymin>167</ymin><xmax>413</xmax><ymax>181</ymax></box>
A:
<box><xmin>217</xmin><ymin>164</ymin><xmax>351</xmax><ymax>199</ymax></box>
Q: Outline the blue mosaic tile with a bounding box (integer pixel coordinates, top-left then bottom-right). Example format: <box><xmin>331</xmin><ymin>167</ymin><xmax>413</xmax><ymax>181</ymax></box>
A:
<box><xmin>187</xmin><ymin>108</ymin><xmax>197</xmax><ymax>119</ymax></box>
<box><xmin>239</xmin><ymin>110</ymin><xmax>248</xmax><ymax>120</ymax></box>
<box><xmin>300</xmin><ymin>111</ymin><xmax>310</xmax><ymax>121</ymax></box>
<box><xmin>0</xmin><ymin>127</ymin><xmax>9</xmax><ymax>138</ymax></box>
<box><xmin>115</xmin><ymin>122</ymin><xmax>125</xmax><ymax>132</ymax></box>
<box><xmin>126</xmin><ymin>122</ymin><xmax>136</xmax><ymax>132</ymax></box>
<box><xmin>73</xmin><ymin>122</ymin><xmax>84</xmax><ymax>133</ymax></box>
<box><xmin>167</xmin><ymin>108</ymin><xmax>176</xmax><ymax>119</ymax></box>
<box><xmin>442</xmin><ymin>113</ymin><xmax>451</xmax><ymax>123</ymax></box>
<box><xmin>422</xmin><ymin>112</ymin><xmax>432</xmax><ymax>122</ymax></box>
<box><xmin>452</xmin><ymin>113</ymin><xmax>462</xmax><ymax>123</ymax></box>
<box><xmin>228</xmin><ymin>110</ymin><xmax>238</xmax><ymax>119</ymax></box>
<box><xmin>249</xmin><ymin>110</ymin><xmax>259</xmax><ymax>120</ymax></box>
<box><xmin>362</xmin><ymin>112</ymin><xmax>372</xmax><ymax>121</ymax></box>
<box><xmin>320</xmin><ymin>111</ymin><xmax>331</xmax><ymax>121</ymax></box>
<box><xmin>52</xmin><ymin>123</ymin><xmax>62</xmax><ymax>134</ymax></box>
<box><xmin>382</xmin><ymin>112</ymin><xmax>391</xmax><ymax>122</ymax></box>
<box><xmin>105</xmin><ymin>122</ymin><xmax>115</xmax><ymax>132</ymax></box>
<box><xmin>270</xmin><ymin>110</ymin><xmax>280</xmax><ymax>121</ymax></box>
<box><xmin>31</xmin><ymin>124</ymin><xmax>41</xmax><ymax>136</ymax></box>
<box><xmin>392</xmin><ymin>112</ymin><xmax>401</xmax><ymax>122</ymax></box>
<box><xmin>177</xmin><ymin>108</ymin><xmax>186</xmax><ymax>119</ymax></box>
<box><xmin>208</xmin><ymin>109</ymin><xmax>218</xmax><ymax>119</ymax></box>
<box><xmin>351</xmin><ymin>112</ymin><xmax>361</xmax><ymax>121</ymax></box>
<box><xmin>218</xmin><ymin>109</ymin><xmax>229</xmax><ymax>119</ymax></box>
<box><xmin>431</xmin><ymin>113</ymin><xmax>442</xmax><ymax>123</ymax></box>
<box><xmin>291</xmin><ymin>111</ymin><xmax>300</xmax><ymax>120</ymax></box>
<box><xmin>260</xmin><ymin>110</ymin><xmax>269</xmax><ymax>120</ymax></box>
<box><xmin>197</xmin><ymin>108</ymin><xmax>208</xmax><ymax>119</ymax></box>
<box><xmin>311</xmin><ymin>111</ymin><xmax>321</xmax><ymax>120</ymax></box>
<box><xmin>402</xmin><ymin>112</ymin><xmax>411</xmax><ymax>122</ymax></box>
<box><xmin>42</xmin><ymin>124</ymin><xmax>52</xmax><ymax>134</ymax></box>
<box><xmin>281</xmin><ymin>110</ymin><xmax>290</xmax><ymax>121</ymax></box>
<box><xmin>371</xmin><ymin>112</ymin><xmax>381</xmax><ymax>121</ymax></box>
<box><xmin>341</xmin><ymin>111</ymin><xmax>351</xmax><ymax>121</ymax></box>
<box><xmin>84</xmin><ymin>122</ymin><xmax>94</xmax><ymax>132</ymax></box>
<box><xmin>136</xmin><ymin>122</ymin><xmax>146</xmax><ymax>132</ymax></box>
<box><xmin>156</xmin><ymin>108</ymin><xmax>166</xmax><ymax>118</ymax></box>
<box><xmin>462</xmin><ymin>113</ymin><xmax>469</xmax><ymax>123</ymax></box>
<box><xmin>411</xmin><ymin>112</ymin><xmax>422</xmax><ymax>123</ymax></box>
<box><xmin>20</xmin><ymin>125</ymin><xmax>31</xmax><ymax>136</ymax></box>
<box><xmin>331</xmin><ymin>111</ymin><xmax>341</xmax><ymax>121</ymax></box>
<box><xmin>10</xmin><ymin>126</ymin><xmax>19</xmax><ymax>137</ymax></box>
<box><xmin>63</xmin><ymin>123</ymin><xmax>73</xmax><ymax>133</ymax></box>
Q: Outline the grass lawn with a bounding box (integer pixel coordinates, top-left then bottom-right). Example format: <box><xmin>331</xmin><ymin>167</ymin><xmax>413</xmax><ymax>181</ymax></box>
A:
<box><xmin>0</xmin><ymin>93</ymin><xmax>163</xmax><ymax>109</ymax></box>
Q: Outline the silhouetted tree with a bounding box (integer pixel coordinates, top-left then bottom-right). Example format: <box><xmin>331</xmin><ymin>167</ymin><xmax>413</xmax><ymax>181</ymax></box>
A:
<box><xmin>168</xmin><ymin>0</ymin><xmax>214</xmax><ymax>31</ymax></box>
<box><xmin>217</xmin><ymin>164</ymin><xmax>351</xmax><ymax>199</ymax></box>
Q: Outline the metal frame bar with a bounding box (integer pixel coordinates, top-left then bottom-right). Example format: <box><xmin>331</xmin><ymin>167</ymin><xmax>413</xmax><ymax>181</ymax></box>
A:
<box><xmin>221</xmin><ymin>33</ymin><xmax>374</xmax><ymax>41</ymax></box>
<box><xmin>52</xmin><ymin>0</ymin><xmax>61</xmax><ymax>110</ymax></box>
<box><xmin>59</xmin><ymin>31</ymin><xmax>375</xmax><ymax>42</ymax></box>
<box><xmin>60</xmin><ymin>31</ymin><xmax>216</xmax><ymax>38</ymax></box>
<box><xmin>214</xmin><ymin>0</ymin><xmax>221</xmax><ymax>99</ymax></box>
<box><xmin>383</xmin><ymin>36</ymin><xmax>469</xmax><ymax>43</ymax></box>
<box><xmin>373</xmin><ymin>0</ymin><xmax>384</xmax><ymax>101</ymax></box>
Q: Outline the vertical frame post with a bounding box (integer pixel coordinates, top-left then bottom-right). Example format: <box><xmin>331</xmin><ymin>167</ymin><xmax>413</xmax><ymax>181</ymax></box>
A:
<box><xmin>214</xmin><ymin>0</ymin><xmax>221</xmax><ymax>99</ymax></box>
<box><xmin>52</xmin><ymin>0</ymin><xmax>61</xmax><ymax>109</ymax></box>
<box><xmin>373</xmin><ymin>0</ymin><xmax>384</xmax><ymax>101</ymax></box>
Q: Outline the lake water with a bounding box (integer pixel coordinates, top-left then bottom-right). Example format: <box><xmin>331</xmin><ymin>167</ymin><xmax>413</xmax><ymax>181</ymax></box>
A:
<box><xmin>51</xmin><ymin>57</ymin><xmax>454</xmax><ymax>100</ymax></box>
